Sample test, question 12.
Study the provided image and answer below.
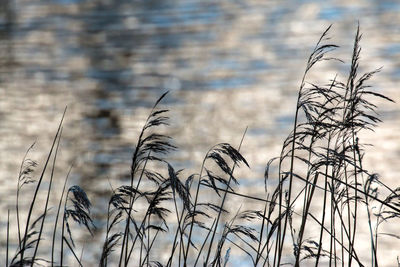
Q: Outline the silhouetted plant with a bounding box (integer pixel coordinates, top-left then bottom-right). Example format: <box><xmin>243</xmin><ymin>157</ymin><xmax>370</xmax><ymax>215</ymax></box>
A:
<box><xmin>4</xmin><ymin>25</ymin><xmax>400</xmax><ymax>267</ymax></box>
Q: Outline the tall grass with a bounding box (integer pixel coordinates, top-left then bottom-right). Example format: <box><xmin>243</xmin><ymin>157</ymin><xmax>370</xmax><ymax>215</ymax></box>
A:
<box><xmin>3</xmin><ymin>25</ymin><xmax>400</xmax><ymax>266</ymax></box>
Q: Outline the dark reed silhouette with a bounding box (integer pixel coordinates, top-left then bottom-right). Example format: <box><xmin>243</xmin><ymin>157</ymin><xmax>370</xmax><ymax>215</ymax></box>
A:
<box><xmin>4</xmin><ymin>25</ymin><xmax>400</xmax><ymax>267</ymax></box>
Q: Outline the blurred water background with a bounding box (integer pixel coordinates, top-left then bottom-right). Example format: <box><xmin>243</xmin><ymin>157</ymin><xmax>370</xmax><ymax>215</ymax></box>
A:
<box><xmin>1</xmin><ymin>0</ymin><xmax>400</xmax><ymax>266</ymax></box>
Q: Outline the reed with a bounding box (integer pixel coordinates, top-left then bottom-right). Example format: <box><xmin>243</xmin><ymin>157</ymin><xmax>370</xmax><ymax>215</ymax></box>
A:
<box><xmin>3</xmin><ymin>25</ymin><xmax>400</xmax><ymax>266</ymax></box>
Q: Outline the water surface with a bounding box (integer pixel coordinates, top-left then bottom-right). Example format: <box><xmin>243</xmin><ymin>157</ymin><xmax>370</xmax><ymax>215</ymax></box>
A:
<box><xmin>1</xmin><ymin>0</ymin><xmax>400</xmax><ymax>265</ymax></box>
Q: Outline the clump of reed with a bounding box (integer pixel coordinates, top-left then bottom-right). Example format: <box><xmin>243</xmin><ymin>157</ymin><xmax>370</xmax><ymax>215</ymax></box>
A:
<box><xmin>3</xmin><ymin>24</ymin><xmax>400</xmax><ymax>267</ymax></box>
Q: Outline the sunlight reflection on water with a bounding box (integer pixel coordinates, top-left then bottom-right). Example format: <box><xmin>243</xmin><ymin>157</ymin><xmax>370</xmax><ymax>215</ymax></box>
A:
<box><xmin>1</xmin><ymin>0</ymin><xmax>400</xmax><ymax>265</ymax></box>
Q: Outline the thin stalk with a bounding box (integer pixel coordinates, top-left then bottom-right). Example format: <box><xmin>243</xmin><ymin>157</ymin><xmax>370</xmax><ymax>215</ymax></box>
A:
<box><xmin>166</xmin><ymin>176</ymin><xmax>187</xmax><ymax>267</ymax></box>
<box><xmin>341</xmin><ymin>218</ymin><xmax>344</xmax><ymax>267</ymax></box>
<box><xmin>315</xmin><ymin>133</ymin><xmax>332</xmax><ymax>266</ymax></box>
<box><xmin>193</xmin><ymin>219</ymin><xmax>217</xmax><ymax>267</ymax></box>
<box><xmin>357</xmin><ymin>148</ymin><xmax>378</xmax><ymax>267</ymax></box>
<box><xmin>273</xmin><ymin>161</ymin><xmax>284</xmax><ymax>267</ymax></box>
<box><xmin>60</xmin><ymin>186</ymin><xmax>75</xmax><ymax>266</ymax></box>
<box><xmin>32</xmin><ymin>127</ymin><xmax>63</xmax><ymax>266</ymax></box>
<box><xmin>121</xmin><ymin>91</ymin><xmax>169</xmax><ymax>266</ymax></box>
<box><xmin>16</xmin><ymin>143</ymin><xmax>35</xmax><ymax>251</ymax></box>
<box><xmin>139</xmin><ymin>236</ymin><xmax>143</xmax><ymax>267</ymax></box>
<box><xmin>255</xmin><ymin>203</ymin><xmax>268</xmax><ymax>265</ymax></box>
<box><xmin>319</xmin><ymin>171</ymin><xmax>400</xmax><ymax>214</ymax></box>
<box><xmin>79</xmin><ymin>241</ymin><xmax>86</xmax><ymax>264</ymax></box>
<box><xmin>329</xmin><ymin>167</ymin><xmax>335</xmax><ymax>267</ymax></box>
<box><xmin>140</xmin><ymin>223</ymin><xmax>163</xmax><ymax>267</ymax></box>
<box><xmin>147</xmin><ymin>215</ymin><xmax>150</xmax><ymax>267</ymax></box>
<box><xmin>198</xmin><ymin>162</ymin><xmax>400</xmax><ymax>221</ymax></box>
<box><xmin>295</xmin><ymin>172</ymin><xmax>319</xmax><ymax>266</ymax></box>
<box><xmin>342</xmin><ymin>24</ymin><xmax>361</xmax><ymax>267</ymax></box>
<box><xmin>279</xmin><ymin>24</ymin><xmax>338</xmax><ymax>266</ymax></box>
<box><xmin>342</xmin><ymin>159</ymin><xmax>352</xmax><ymax>266</ymax></box>
<box><xmin>278</xmin><ymin>86</ymin><xmax>302</xmax><ymax>267</ymax></box>
<box><xmin>52</xmin><ymin>163</ymin><xmax>73</xmax><ymax>267</ymax></box>
<box><xmin>166</xmin><ymin>175</ymin><xmax>194</xmax><ymax>267</ymax></box>
<box><xmin>102</xmin><ymin>202</ymin><xmax>112</xmax><ymax>267</ymax></box>
<box><xmin>166</xmin><ymin>222</ymin><xmax>182</xmax><ymax>267</ymax></box>
<box><xmin>126</xmin><ymin>181</ymin><xmax>173</xmax><ymax>264</ymax></box>
<box><xmin>365</xmin><ymin>194</ymin><xmax>377</xmax><ymax>266</ymax></box>
<box><xmin>60</xmin><ymin>192</ymin><xmax>68</xmax><ymax>266</ymax></box>
<box><xmin>6</xmin><ymin>209</ymin><xmax>10</xmax><ymax>267</ymax></box>
<box><xmin>260</xmin><ymin>203</ymin><xmax>281</xmax><ymax>266</ymax></box>
<box><xmin>63</xmin><ymin>237</ymin><xmax>83</xmax><ymax>267</ymax></box>
<box><xmin>183</xmin><ymin>145</ymin><xmax>215</xmax><ymax>265</ymax></box>
<box><xmin>329</xmin><ymin>184</ymin><xmax>363</xmax><ymax>266</ymax></box>
<box><xmin>171</xmin><ymin>174</ymin><xmax>195</xmax><ymax>267</ymax></box>
<box><xmin>204</xmin><ymin>127</ymin><xmax>247</xmax><ymax>266</ymax></box>
<box><xmin>350</xmin><ymin>139</ymin><xmax>358</xmax><ymax>267</ymax></box>
<box><xmin>124</xmin><ymin>152</ymin><xmax>152</xmax><ymax>265</ymax></box>
<box><xmin>20</xmin><ymin>107</ymin><xmax>66</xmax><ymax>263</ymax></box>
